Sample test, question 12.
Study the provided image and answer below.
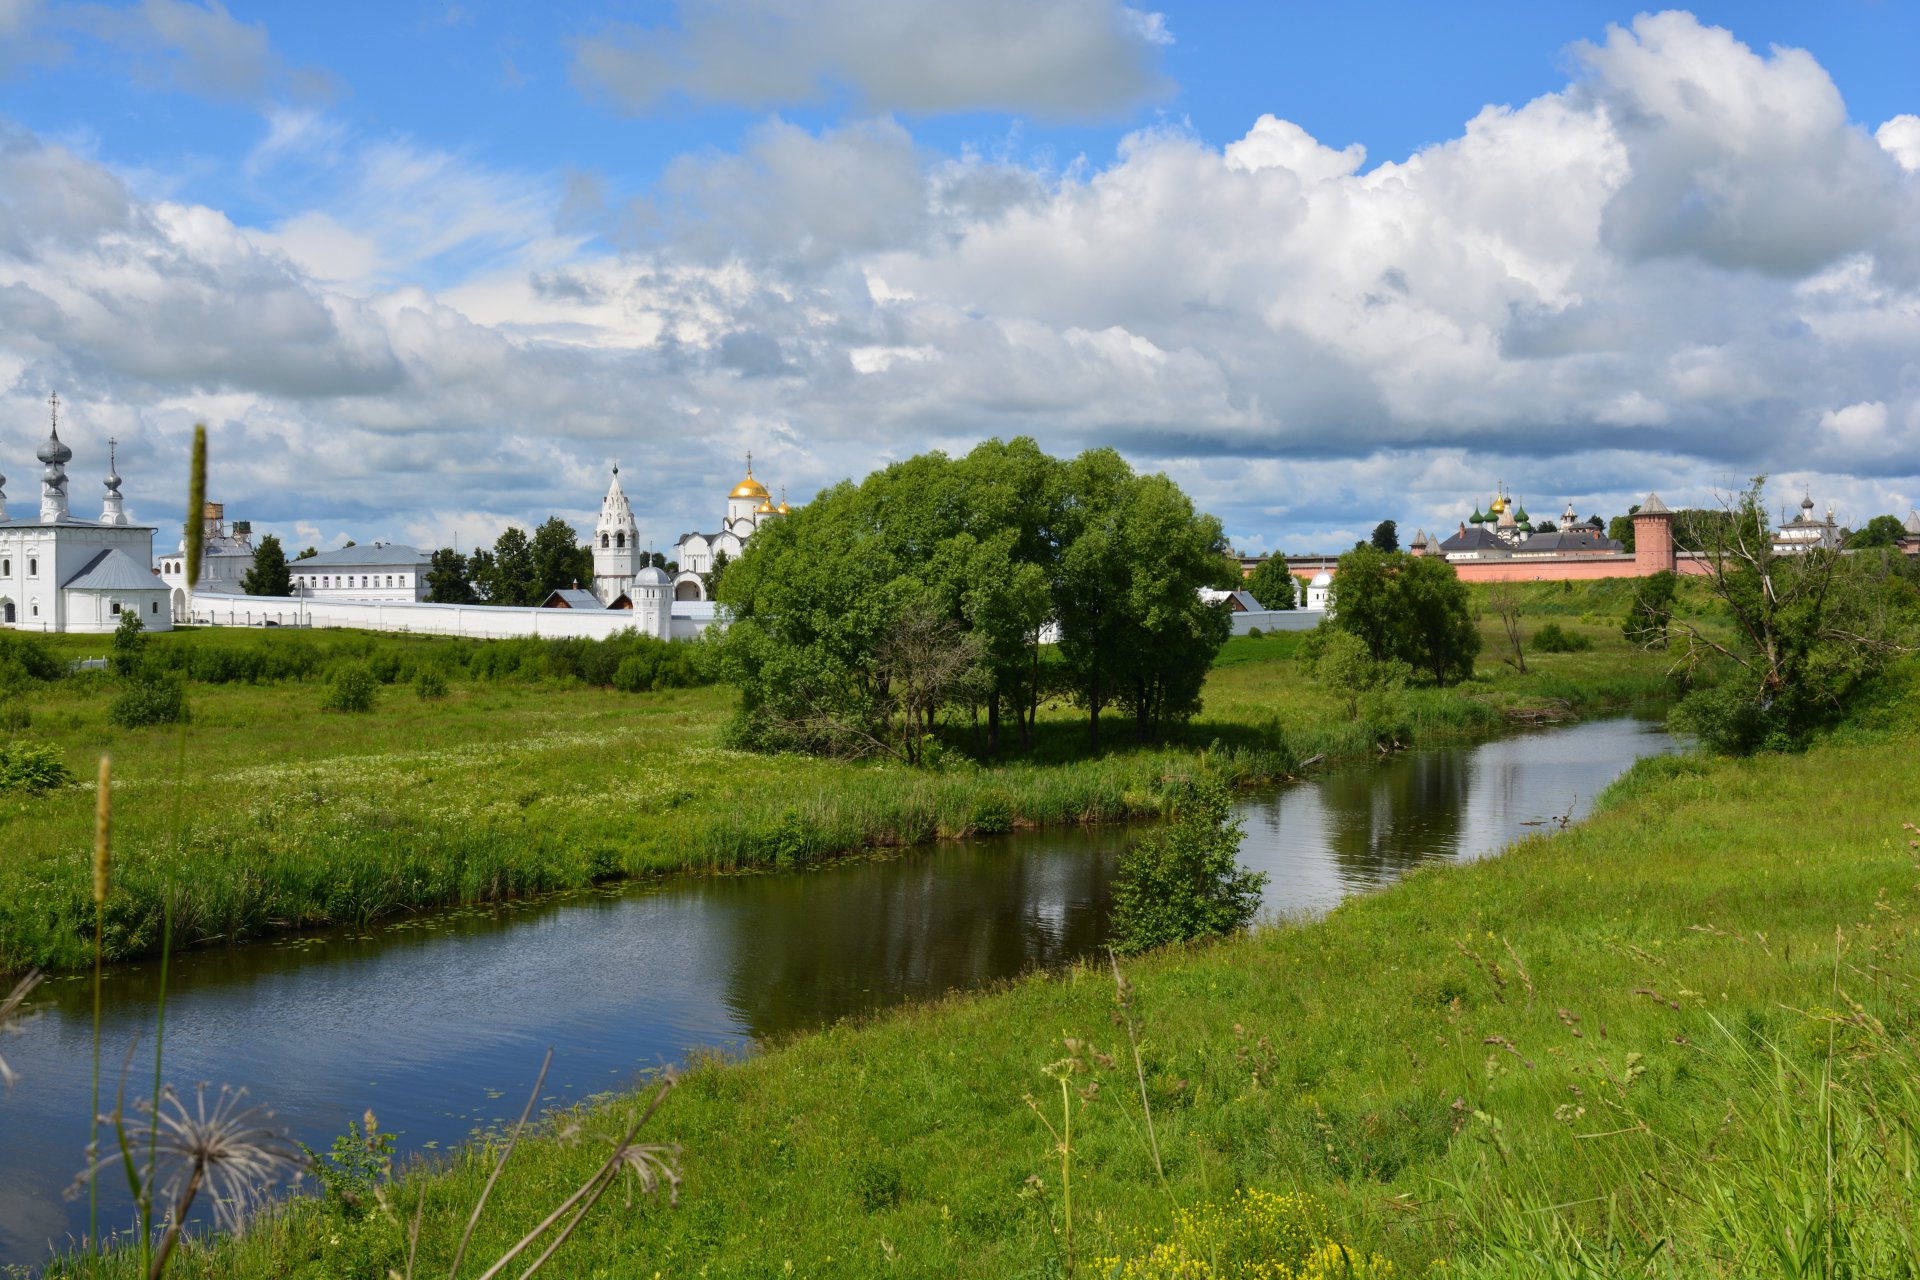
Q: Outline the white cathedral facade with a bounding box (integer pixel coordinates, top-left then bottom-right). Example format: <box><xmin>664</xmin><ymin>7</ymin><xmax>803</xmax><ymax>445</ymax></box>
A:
<box><xmin>591</xmin><ymin>456</ymin><xmax>788</xmax><ymax>606</ymax></box>
<box><xmin>1</xmin><ymin>396</ymin><xmax>171</xmax><ymax>633</ymax></box>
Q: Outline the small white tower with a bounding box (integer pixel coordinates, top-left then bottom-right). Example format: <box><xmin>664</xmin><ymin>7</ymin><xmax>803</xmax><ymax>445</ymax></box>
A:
<box><xmin>100</xmin><ymin>437</ymin><xmax>129</xmax><ymax>526</ymax></box>
<box><xmin>592</xmin><ymin>465</ymin><xmax>643</xmax><ymax>606</ymax></box>
<box><xmin>38</xmin><ymin>392</ymin><xmax>72</xmax><ymax>523</ymax></box>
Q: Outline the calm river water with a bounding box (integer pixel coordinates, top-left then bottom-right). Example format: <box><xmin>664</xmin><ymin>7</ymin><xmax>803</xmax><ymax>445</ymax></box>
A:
<box><xmin>0</xmin><ymin>713</ymin><xmax>1678</xmax><ymax>1267</ymax></box>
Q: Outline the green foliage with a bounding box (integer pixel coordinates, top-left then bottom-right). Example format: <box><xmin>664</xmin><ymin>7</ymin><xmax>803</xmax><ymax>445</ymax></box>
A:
<box><xmin>0</xmin><ymin>631</ymin><xmax>64</xmax><ymax>688</ymax></box>
<box><xmin>1608</xmin><ymin>508</ymin><xmax>1638</xmax><ymax>552</ymax></box>
<box><xmin>1530</xmin><ymin>622</ymin><xmax>1592</xmax><ymax>653</ymax></box>
<box><xmin>301</xmin><ymin>1114</ymin><xmax>395</xmax><ymax>1221</ymax></box>
<box><xmin>477</xmin><ymin>527</ymin><xmax>539</xmax><ymax>605</ymax></box>
<box><xmin>1243</xmin><ymin>556</ymin><xmax>1297</xmax><ymax>610</ymax></box>
<box><xmin>321</xmin><ymin>663</ymin><xmax>378</xmax><ymax>713</ymax></box>
<box><xmin>1109</xmin><ymin>776</ymin><xmax>1267</xmax><ymax>955</ymax></box>
<box><xmin>0</xmin><ymin>739</ymin><xmax>73</xmax><ymax>792</ymax></box>
<box><xmin>424</xmin><ymin>547</ymin><xmax>475</xmax><ymax>603</ymax></box>
<box><xmin>1847</xmin><ymin>513</ymin><xmax>1907</xmax><ymax>549</ymax></box>
<box><xmin>109</xmin><ymin>609</ymin><xmax>147</xmax><ymax>677</ymax></box>
<box><xmin>1622</xmin><ymin>569</ymin><xmax>1677</xmax><ymax>649</ymax></box>
<box><xmin>1668</xmin><ymin>479</ymin><xmax>1920</xmax><ymax>753</ymax></box>
<box><xmin>723</xmin><ymin>438</ymin><xmax>1232</xmax><ymax>761</ymax></box>
<box><xmin>1327</xmin><ymin>545</ymin><xmax>1478</xmax><ymax>684</ymax></box>
<box><xmin>1306</xmin><ymin>627</ymin><xmax>1409</xmax><ymax>725</ymax></box>
<box><xmin>107</xmin><ymin>672</ymin><xmax>190</xmax><ymax>728</ymax></box>
<box><xmin>412</xmin><ymin>667</ymin><xmax>448</xmax><ymax>700</ymax></box>
<box><xmin>1369</xmin><ymin>519</ymin><xmax>1398</xmax><ymax>552</ymax></box>
<box><xmin>240</xmin><ymin>533</ymin><xmax>292</xmax><ymax>596</ymax></box>
<box><xmin>530</xmin><ymin>515</ymin><xmax>593</xmax><ymax>598</ymax></box>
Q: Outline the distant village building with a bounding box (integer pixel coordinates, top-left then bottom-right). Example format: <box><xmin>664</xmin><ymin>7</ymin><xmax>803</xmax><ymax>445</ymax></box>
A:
<box><xmin>158</xmin><ymin>502</ymin><xmax>255</xmax><ymax>621</ymax></box>
<box><xmin>288</xmin><ymin>543</ymin><xmax>434</xmax><ymax>601</ymax></box>
<box><xmin>1772</xmin><ymin>494</ymin><xmax>1842</xmax><ymax>555</ymax></box>
<box><xmin>0</xmin><ymin>395</ymin><xmax>170</xmax><ymax>632</ymax></box>
<box><xmin>1906</xmin><ymin>510</ymin><xmax>1920</xmax><ymax>554</ymax></box>
<box><xmin>1433</xmin><ymin>489</ymin><xmax>1624</xmax><ymax>563</ymax></box>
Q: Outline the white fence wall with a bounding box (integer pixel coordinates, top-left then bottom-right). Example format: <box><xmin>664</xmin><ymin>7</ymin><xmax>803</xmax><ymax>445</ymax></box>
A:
<box><xmin>1230</xmin><ymin>608</ymin><xmax>1324</xmax><ymax>635</ymax></box>
<box><xmin>187</xmin><ymin>591</ymin><xmax>718</xmax><ymax>642</ymax></box>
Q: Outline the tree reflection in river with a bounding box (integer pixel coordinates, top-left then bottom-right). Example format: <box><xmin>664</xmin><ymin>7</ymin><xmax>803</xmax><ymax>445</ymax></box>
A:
<box><xmin>708</xmin><ymin>833</ymin><xmax>1119</xmax><ymax>1039</ymax></box>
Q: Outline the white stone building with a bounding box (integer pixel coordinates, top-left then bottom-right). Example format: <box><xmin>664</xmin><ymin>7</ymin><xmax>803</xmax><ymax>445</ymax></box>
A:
<box><xmin>1773</xmin><ymin>494</ymin><xmax>1843</xmax><ymax>554</ymax></box>
<box><xmin>288</xmin><ymin>543</ymin><xmax>434</xmax><ymax>601</ymax></box>
<box><xmin>667</xmin><ymin>457</ymin><xmax>788</xmax><ymax>601</ymax></box>
<box><xmin>157</xmin><ymin>502</ymin><xmax>256</xmax><ymax>621</ymax></box>
<box><xmin>0</xmin><ymin>397</ymin><xmax>170</xmax><ymax>632</ymax></box>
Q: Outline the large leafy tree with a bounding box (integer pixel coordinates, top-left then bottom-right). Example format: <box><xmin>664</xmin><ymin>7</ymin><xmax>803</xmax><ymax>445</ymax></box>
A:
<box><xmin>1243</xmin><ymin>556</ymin><xmax>1296</xmax><ymax>610</ymax></box>
<box><xmin>479</xmin><ymin>528</ymin><xmax>539</xmax><ymax>606</ymax></box>
<box><xmin>1370</xmin><ymin>520</ymin><xmax>1399</xmax><ymax>552</ymax></box>
<box><xmin>425</xmin><ymin>548</ymin><xmax>475</xmax><ymax>604</ymax></box>
<box><xmin>530</xmin><ymin>517</ymin><xmax>592</xmax><ymax>596</ymax></box>
<box><xmin>721</xmin><ymin>438</ymin><xmax>1231</xmax><ymax>761</ymax></box>
<box><xmin>241</xmin><ymin>534</ymin><xmax>291</xmax><ymax>596</ymax></box>
<box><xmin>1326</xmin><ymin>546</ymin><xmax>1478</xmax><ymax>685</ymax></box>
<box><xmin>1669</xmin><ymin>478</ymin><xmax>1919</xmax><ymax>752</ymax></box>
<box><xmin>1848</xmin><ymin>514</ymin><xmax>1906</xmax><ymax>549</ymax></box>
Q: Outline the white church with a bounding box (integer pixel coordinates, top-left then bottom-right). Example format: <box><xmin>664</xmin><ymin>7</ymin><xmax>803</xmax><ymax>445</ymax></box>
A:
<box><xmin>590</xmin><ymin>455</ymin><xmax>789</xmax><ymax>605</ymax></box>
<box><xmin>0</xmin><ymin>395</ymin><xmax>171</xmax><ymax>633</ymax></box>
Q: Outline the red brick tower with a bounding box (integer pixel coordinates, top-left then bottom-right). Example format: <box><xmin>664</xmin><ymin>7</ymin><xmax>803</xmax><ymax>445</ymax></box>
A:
<box><xmin>1632</xmin><ymin>492</ymin><xmax>1675</xmax><ymax>576</ymax></box>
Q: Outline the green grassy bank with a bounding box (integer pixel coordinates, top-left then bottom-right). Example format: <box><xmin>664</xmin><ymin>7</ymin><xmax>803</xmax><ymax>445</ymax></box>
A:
<box><xmin>2</xmin><ymin>604</ymin><xmax>1676</xmax><ymax>976</ymax></box>
<box><xmin>60</xmin><ymin>657</ymin><xmax>1920</xmax><ymax>1279</ymax></box>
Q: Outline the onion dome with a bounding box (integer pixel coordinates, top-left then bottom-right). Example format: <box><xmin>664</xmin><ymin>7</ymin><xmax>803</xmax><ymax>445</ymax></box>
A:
<box><xmin>37</xmin><ymin>426</ymin><xmax>72</xmax><ymax>467</ymax></box>
<box><xmin>104</xmin><ymin>440</ymin><xmax>122</xmax><ymax>494</ymax></box>
<box><xmin>777</xmin><ymin>500</ymin><xmax>791</xmax><ymax>515</ymax></box>
<box><xmin>757</xmin><ymin>497</ymin><xmax>775</xmax><ymax>513</ymax></box>
<box><xmin>1513</xmin><ymin>503</ymin><xmax>1528</xmax><ymax>524</ymax></box>
<box><xmin>731</xmin><ymin>475</ymin><xmax>770</xmax><ymax>500</ymax></box>
<box><xmin>1469</xmin><ymin>507</ymin><xmax>1485</xmax><ymax>524</ymax></box>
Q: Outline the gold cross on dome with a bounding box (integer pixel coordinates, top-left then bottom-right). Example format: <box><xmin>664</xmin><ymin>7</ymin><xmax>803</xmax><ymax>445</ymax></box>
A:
<box><xmin>745</xmin><ymin>449</ymin><xmax>753</xmax><ymax>476</ymax></box>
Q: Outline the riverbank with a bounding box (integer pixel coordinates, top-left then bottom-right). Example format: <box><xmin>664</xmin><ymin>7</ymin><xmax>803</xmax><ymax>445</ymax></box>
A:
<box><xmin>1</xmin><ymin>612</ymin><xmax>1675</xmax><ymax>975</ymax></box>
<box><xmin>61</xmin><ymin>657</ymin><xmax>1918</xmax><ymax>1278</ymax></box>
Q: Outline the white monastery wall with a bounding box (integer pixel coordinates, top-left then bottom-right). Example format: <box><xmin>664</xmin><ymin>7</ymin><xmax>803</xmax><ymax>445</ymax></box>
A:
<box><xmin>188</xmin><ymin>590</ymin><xmax>701</xmax><ymax>642</ymax></box>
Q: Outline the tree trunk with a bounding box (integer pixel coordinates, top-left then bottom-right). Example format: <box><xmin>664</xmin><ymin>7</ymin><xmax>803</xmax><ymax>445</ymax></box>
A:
<box><xmin>987</xmin><ymin>692</ymin><xmax>1001</xmax><ymax>759</ymax></box>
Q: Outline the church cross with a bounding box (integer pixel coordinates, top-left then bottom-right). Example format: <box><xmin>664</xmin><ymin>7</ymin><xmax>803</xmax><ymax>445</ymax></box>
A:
<box><xmin>745</xmin><ymin>449</ymin><xmax>753</xmax><ymax>476</ymax></box>
<box><xmin>47</xmin><ymin>391</ymin><xmax>59</xmax><ymax>431</ymax></box>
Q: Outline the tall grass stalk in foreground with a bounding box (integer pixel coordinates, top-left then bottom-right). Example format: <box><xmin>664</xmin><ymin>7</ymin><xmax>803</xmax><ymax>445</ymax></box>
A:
<box><xmin>0</xmin><ymin>966</ymin><xmax>43</xmax><ymax>1089</ymax></box>
<box><xmin>91</xmin><ymin>753</ymin><xmax>111</xmax><ymax>1249</ymax></box>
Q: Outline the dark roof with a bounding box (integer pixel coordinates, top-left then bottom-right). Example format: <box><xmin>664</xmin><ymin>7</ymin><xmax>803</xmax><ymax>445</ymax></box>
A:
<box><xmin>540</xmin><ymin>588</ymin><xmax>604</xmax><ymax>609</ymax></box>
<box><xmin>1514</xmin><ymin>528</ymin><xmax>1624</xmax><ymax>555</ymax></box>
<box><xmin>1638</xmin><ymin>492</ymin><xmax>1672</xmax><ymax>516</ymax></box>
<box><xmin>292</xmin><ymin>543</ymin><xmax>432</xmax><ymax>568</ymax></box>
<box><xmin>63</xmin><ymin>548</ymin><xmax>163</xmax><ymax>591</ymax></box>
<box><xmin>1437</xmin><ymin>526</ymin><xmax>1511</xmax><ymax>553</ymax></box>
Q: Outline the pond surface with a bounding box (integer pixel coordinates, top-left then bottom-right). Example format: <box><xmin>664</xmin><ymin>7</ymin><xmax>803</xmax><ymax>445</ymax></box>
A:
<box><xmin>0</xmin><ymin>713</ymin><xmax>1678</xmax><ymax>1268</ymax></box>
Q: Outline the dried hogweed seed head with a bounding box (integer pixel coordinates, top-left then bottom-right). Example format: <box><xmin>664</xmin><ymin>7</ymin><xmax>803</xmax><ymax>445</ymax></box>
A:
<box><xmin>92</xmin><ymin>755</ymin><xmax>110</xmax><ymax>905</ymax></box>
<box><xmin>184</xmin><ymin>425</ymin><xmax>207</xmax><ymax>589</ymax></box>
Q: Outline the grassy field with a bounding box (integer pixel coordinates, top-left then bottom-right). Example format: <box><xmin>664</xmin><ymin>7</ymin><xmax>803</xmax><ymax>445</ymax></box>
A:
<box><xmin>1</xmin><ymin>600</ymin><xmax>1677</xmax><ymax>976</ymax></box>
<box><xmin>48</xmin><ymin>655</ymin><xmax>1920</xmax><ymax>1277</ymax></box>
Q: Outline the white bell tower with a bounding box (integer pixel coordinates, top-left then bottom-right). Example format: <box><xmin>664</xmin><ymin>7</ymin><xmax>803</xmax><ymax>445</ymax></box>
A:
<box><xmin>592</xmin><ymin>465</ymin><xmax>642</xmax><ymax>605</ymax></box>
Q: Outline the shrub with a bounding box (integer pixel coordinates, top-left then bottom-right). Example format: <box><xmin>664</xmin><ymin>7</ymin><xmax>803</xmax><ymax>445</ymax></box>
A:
<box><xmin>322</xmin><ymin>664</ymin><xmax>378</xmax><ymax>713</ymax></box>
<box><xmin>1110</xmin><ymin>776</ymin><xmax>1267</xmax><ymax>955</ymax></box>
<box><xmin>0</xmin><ymin>632</ymin><xmax>63</xmax><ymax>684</ymax></box>
<box><xmin>413</xmin><ymin>668</ymin><xmax>449</xmax><ymax>700</ymax></box>
<box><xmin>108</xmin><ymin>673</ymin><xmax>190</xmax><ymax>728</ymax></box>
<box><xmin>109</xmin><ymin>609</ymin><xmax>148</xmax><ymax>677</ymax></box>
<box><xmin>0</xmin><ymin>739</ymin><xmax>74</xmax><ymax>793</ymax></box>
<box><xmin>1099</xmin><ymin>1189</ymin><xmax>1395</xmax><ymax>1278</ymax></box>
<box><xmin>1531</xmin><ymin>622</ymin><xmax>1593</xmax><ymax>653</ymax></box>
<box><xmin>0</xmin><ymin>696</ymin><xmax>29</xmax><ymax>733</ymax></box>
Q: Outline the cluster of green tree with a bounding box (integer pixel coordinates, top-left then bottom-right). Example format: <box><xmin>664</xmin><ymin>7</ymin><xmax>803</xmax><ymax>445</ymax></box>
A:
<box><xmin>1654</xmin><ymin>479</ymin><xmax>1920</xmax><ymax>753</ymax></box>
<box><xmin>421</xmin><ymin>519</ymin><xmax>596</xmax><ymax>606</ymax></box>
<box><xmin>106</xmin><ymin>612</ymin><xmax>190</xmax><ymax>728</ymax></box>
<box><xmin>1241</xmin><ymin>556</ymin><xmax>1298</xmax><ymax>610</ymax></box>
<box><xmin>1318</xmin><ymin>543</ymin><xmax>1479</xmax><ymax>685</ymax></box>
<box><xmin>1848</xmin><ymin>513</ymin><xmax>1913</xmax><ymax>549</ymax></box>
<box><xmin>719</xmin><ymin>438</ymin><xmax>1240</xmax><ymax>760</ymax></box>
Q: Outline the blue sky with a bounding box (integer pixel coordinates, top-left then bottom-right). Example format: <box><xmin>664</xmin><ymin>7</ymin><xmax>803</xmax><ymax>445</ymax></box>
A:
<box><xmin>1</xmin><ymin>1</ymin><xmax>1918</xmax><ymax>555</ymax></box>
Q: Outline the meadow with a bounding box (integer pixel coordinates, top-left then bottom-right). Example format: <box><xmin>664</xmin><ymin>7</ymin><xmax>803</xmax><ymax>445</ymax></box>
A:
<box><xmin>0</xmin><ymin>587</ymin><xmax>1679</xmax><ymax>977</ymax></box>
<box><xmin>40</xmin><ymin>640</ymin><xmax>1920</xmax><ymax>1276</ymax></box>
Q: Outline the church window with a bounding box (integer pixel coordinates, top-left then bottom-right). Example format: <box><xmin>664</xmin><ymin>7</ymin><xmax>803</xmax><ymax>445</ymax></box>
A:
<box><xmin>2</xmin><ymin>560</ymin><xmax>8</xmax><ymax>574</ymax></box>
<box><xmin>111</xmin><ymin>602</ymin><xmax>121</xmax><ymax>615</ymax></box>
<box><xmin>601</xmin><ymin>533</ymin><xmax>609</xmax><ymax>548</ymax></box>
<box><xmin>150</xmin><ymin>601</ymin><xmax>158</xmax><ymax>614</ymax></box>
<box><xmin>28</xmin><ymin>559</ymin><xmax>36</xmax><ymax>576</ymax></box>
<box><xmin>615</xmin><ymin>531</ymin><xmax>625</xmax><ymax>549</ymax></box>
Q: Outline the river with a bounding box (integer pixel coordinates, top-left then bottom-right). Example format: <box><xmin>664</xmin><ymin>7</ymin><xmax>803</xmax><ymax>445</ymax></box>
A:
<box><xmin>0</xmin><ymin>712</ymin><xmax>1678</xmax><ymax>1267</ymax></box>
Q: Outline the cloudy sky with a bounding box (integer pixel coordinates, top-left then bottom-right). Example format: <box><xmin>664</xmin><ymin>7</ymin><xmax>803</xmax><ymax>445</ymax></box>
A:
<box><xmin>1</xmin><ymin>1</ymin><xmax>1917</xmax><ymax>557</ymax></box>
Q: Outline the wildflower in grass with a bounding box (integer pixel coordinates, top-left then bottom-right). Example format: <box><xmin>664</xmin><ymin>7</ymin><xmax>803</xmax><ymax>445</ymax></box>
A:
<box><xmin>1098</xmin><ymin>1189</ymin><xmax>1394</xmax><ymax>1278</ymax></box>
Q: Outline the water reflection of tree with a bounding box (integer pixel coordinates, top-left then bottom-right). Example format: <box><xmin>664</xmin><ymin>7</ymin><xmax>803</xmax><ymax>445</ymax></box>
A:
<box><xmin>1315</xmin><ymin>750</ymin><xmax>1469</xmax><ymax>888</ymax></box>
<box><xmin>710</xmin><ymin>839</ymin><xmax>1120</xmax><ymax>1040</ymax></box>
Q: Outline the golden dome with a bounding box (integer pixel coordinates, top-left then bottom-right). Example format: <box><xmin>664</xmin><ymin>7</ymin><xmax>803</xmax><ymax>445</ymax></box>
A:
<box><xmin>756</xmin><ymin>497</ymin><xmax>775</xmax><ymax>513</ymax></box>
<box><xmin>730</xmin><ymin>475</ymin><xmax>770</xmax><ymax>500</ymax></box>
<box><xmin>777</xmin><ymin>501</ymin><xmax>790</xmax><ymax>515</ymax></box>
